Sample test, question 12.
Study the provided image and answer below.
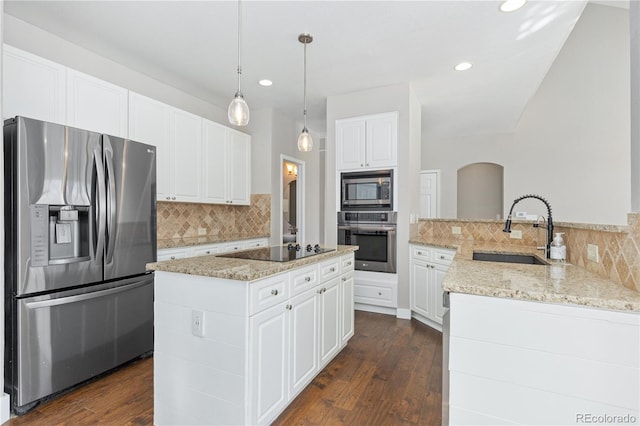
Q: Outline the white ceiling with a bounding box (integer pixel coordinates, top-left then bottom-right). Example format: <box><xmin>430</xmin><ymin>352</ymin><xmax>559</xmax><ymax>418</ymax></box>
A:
<box><xmin>5</xmin><ymin>0</ymin><xmax>611</xmax><ymax>139</ymax></box>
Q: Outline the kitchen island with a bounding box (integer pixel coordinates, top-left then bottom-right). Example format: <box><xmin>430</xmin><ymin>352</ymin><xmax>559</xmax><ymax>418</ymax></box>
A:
<box><xmin>414</xmin><ymin>238</ymin><xmax>640</xmax><ymax>425</ymax></box>
<box><xmin>147</xmin><ymin>245</ymin><xmax>357</xmax><ymax>426</ymax></box>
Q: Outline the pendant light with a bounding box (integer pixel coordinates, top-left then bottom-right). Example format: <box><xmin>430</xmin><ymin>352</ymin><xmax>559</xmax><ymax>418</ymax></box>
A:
<box><xmin>297</xmin><ymin>33</ymin><xmax>313</xmax><ymax>152</ymax></box>
<box><xmin>228</xmin><ymin>0</ymin><xmax>250</xmax><ymax>126</ymax></box>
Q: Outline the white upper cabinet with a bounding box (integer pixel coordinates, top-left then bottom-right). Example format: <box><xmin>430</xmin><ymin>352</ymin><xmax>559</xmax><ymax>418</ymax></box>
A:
<box><xmin>2</xmin><ymin>45</ymin><xmax>66</xmax><ymax>124</ymax></box>
<box><xmin>336</xmin><ymin>112</ymin><xmax>398</xmax><ymax>170</ymax></box>
<box><xmin>202</xmin><ymin>119</ymin><xmax>251</xmax><ymax>205</ymax></box>
<box><xmin>169</xmin><ymin>108</ymin><xmax>202</xmax><ymax>202</ymax></box>
<box><xmin>66</xmin><ymin>68</ymin><xmax>128</xmax><ymax>138</ymax></box>
<box><xmin>128</xmin><ymin>92</ymin><xmax>171</xmax><ymax>200</ymax></box>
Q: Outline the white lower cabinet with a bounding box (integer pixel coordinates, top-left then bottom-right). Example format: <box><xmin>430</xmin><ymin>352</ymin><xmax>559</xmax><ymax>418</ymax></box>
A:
<box><xmin>154</xmin><ymin>252</ymin><xmax>355</xmax><ymax>426</ymax></box>
<box><xmin>157</xmin><ymin>237</ymin><xmax>268</xmax><ymax>260</ymax></box>
<box><xmin>410</xmin><ymin>244</ymin><xmax>455</xmax><ymax>330</ymax></box>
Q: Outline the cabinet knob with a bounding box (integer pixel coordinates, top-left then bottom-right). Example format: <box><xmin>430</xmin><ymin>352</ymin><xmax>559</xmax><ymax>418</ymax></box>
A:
<box><xmin>431</xmin><ymin>265</ymin><xmax>435</xmax><ymax>269</ymax></box>
<box><xmin>305</xmin><ymin>276</ymin><xmax>311</xmax><ymax>282</ymax></box>
<box><xmin>440</xmin><ymin>255</ymin><xmax>445</xmax><ymax>259</ymax></box>
<box><xmin>366</xmin><ymin>163</ymin><xmax>370</xmax><ymax>166</ymax></box>
<box><xmin>317</xmin><ymin>289</ymin><xmax>323</xmax><ymax>294</ymax></box>
<box><xmin>417</xmin><ymin>251</ymin><xmax>423</xmax><ymax>255</ymax></box>
<box><xmin>205</xmin><ymin>250</ymin><xmax>211</xmax><ymax>254</ymax></box>
<box><xmin>271</xmin><ymin>289</ymin><xmax>279</xmax><ymax>296</ymax></box>
<box><xmin>286</xmin><ymin>304</ymin><xmax>292</xmax><ymax>310</ymax></box>
<box><xmin>378</xmin><ymin>292</ymin><xmax>382</xmax><ymax>296</ymax></box>
<box><xmin>346</xmin><ymin>261</ymin><xmax>352</xmax><ymax>266</ymax></box>
<box><xmin>360</xmin><ymin>163</ymin><xmax>363</xmax><ymax>167</ymax></box>
<box><xmin>330</xmin><ymin>267</ymin><xmax>336</xmax><ymax>272</ymax></box>
<box><xmin>172</xmin><ymin>197</ymin><xmax>176</xmax><ymax>200</ymax></box>
<box><xmin>342</xmin><ymin>277</ymin><xmax>347</xmax><ymax>282</ymax></box>
<box><xmin>166</xmin><ymin>197</ymin><xmax>170</xmax><ymax>200</ymax></box>
<box><xmin>170</xmin><ymin>256</ymin><xmax>176</xmax><ymax>260</ymax></box>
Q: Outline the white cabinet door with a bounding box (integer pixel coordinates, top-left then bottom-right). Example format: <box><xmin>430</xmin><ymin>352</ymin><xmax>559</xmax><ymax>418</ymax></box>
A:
<box><xmin>289</xmin><ymin>287</ymin><xmax>319</xmax><ymax>398</ymax></box>
<box><xmin>318</xmin><ymin>277</ymin><xmax>341</xmax><ymax>367</ymax></box>
<box><xmin>202</xmin><ymin>119</ymin><xmax>251</xmax><ymax>205</ymax></box>
<box><xmin>66</xmin><ymin>69</ymin><xmax>128</xmax><ymax>137</ymax></box>
<box><xmin>340</xmin><ymin>272</ymin><xmax>355</xmax><ymax>345</ymax></box>
<box><xmin>250</xmin><ymin>303</ymin><xmax>289</xmax><ymax>425</ymax></box>
<box><xmin>170</xmin><ymin>109</ymin><xmax>202</xmax><ymax>202</ymax></box>
<box><xmin>411</xmin><ymin>259</ymin><xmax>431</xmax><ymax>319</ymax></box>
<box><xmin>336</xmin><ymin>118</ymin><xmax>366</xmax><ymax>170</ymax></box>
<box><xmin>128</xmin><ymin>92</ymin><xmax>172</xmax><ymax>201</ymax></box>
<box><xmin>228</xmin><ymin>129</ymin><xmax>251</xmax><ymax>205</ymax></box>
<box><xmin>2</xmin><ymin>45</ymin><xmax>66</xmax><ymax>124</ymax></box>
<box><xmin>365</xmin><ymin>113</ymin><xmax>397</xmax><ymax>168</ymax></box>
<box><xmin>433</xmin><ymin>264</ymin><xmax>448</xmax><ymax>323</ymax></box>
<box><xmin>202</xmin><ymin>119</ymin><xmax>228</xmax><ymax>204</ymax></box>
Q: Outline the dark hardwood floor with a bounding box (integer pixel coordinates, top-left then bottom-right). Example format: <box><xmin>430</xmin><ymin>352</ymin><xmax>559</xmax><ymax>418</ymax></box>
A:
<box><xmin>6</xmin><ymin>311</ymin><xmax>442</xmax><ymax>425</ymax></box>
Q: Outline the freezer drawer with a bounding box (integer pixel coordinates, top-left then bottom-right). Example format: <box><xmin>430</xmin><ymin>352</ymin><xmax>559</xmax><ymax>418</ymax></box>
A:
<box><xmin>10</xmin><ymin>275</ymin><xmax>154</xmax><ymax>412</ymax></box>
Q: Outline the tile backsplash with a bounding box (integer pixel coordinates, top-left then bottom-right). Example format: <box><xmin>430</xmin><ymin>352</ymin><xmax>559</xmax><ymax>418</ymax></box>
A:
<box><xmin>157</xmin><ymin>194</ymin><xmax>270</xmax><ymax>240</ymax></box>
<box><xmin>416</xmin><ymin>213</ymin><xmax>640</xmax><ymax>292</ymax></box>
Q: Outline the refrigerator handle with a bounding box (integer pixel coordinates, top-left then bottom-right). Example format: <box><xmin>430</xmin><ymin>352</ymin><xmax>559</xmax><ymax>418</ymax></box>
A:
<box><xmin>104</xmin><ymin>144</ymin><xmax>117</xmax><ymax>264</ymax></box>
<box><xmin>93</xmin><ymin>146</ymin><xmax>106</xmax><ymax>264</ymax></box>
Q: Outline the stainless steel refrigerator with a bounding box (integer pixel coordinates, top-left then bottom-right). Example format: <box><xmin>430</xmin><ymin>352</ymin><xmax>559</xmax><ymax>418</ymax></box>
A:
<box><xmin>3</xmin><ymin>116</ymin><xmax>156</xmax><ymax>414</ymax></box>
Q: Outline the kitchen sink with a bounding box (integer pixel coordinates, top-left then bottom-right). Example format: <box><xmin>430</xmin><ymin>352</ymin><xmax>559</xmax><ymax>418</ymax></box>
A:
<box><xmin>472</xmin><ymin>252</ymin><xmax>548</xmax><ymax>265</ymax></box>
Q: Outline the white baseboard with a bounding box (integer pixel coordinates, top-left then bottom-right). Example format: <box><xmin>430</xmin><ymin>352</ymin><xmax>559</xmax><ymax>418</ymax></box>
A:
<box><xmin>1</xmin><ymin>393</ymin><xmax>10</xmax><ymax>424</ymax></box>
<box><xmin>396</xmin><ymin>308</ymin><xmax>411</xmax><ymax>320</ymax></box>
<box><xmin>411</xmin><ymin>311</ymin><xmax>443</xmax><ymax>332</ymax></box>
<box><xmin>355</xmin><ymin>303</ymin><xmax>397</xmax><ymax>316</ymax></box>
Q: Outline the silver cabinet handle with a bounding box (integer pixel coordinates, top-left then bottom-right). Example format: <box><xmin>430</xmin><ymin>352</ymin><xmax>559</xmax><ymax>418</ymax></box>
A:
<box><xmin>286</xmin><ymin>304</ymin><xmax>292</xmax><ymax>310</ymax></box>
<box><xmin>271</xmin><ymin>289</ymin><xmax>279</xmax><ymax>296</ymax></box>
<box><xmin>305</xmin><ymin>276</ymin><xmax>311</xmax><ymax>282</ymax></box>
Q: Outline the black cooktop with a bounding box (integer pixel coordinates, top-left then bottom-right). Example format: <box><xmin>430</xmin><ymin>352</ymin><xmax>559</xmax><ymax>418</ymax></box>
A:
<box><xmin>217</xmin><ymin>244</ymin><xmax>335</xmax><ymax>262</ymax></box>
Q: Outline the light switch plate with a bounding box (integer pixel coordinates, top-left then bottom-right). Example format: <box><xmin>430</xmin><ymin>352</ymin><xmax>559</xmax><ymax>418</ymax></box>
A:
<box><xmin>191</xmin><ymin>310</ymin><xmax>205</xmax><ymax>337</ymax></box>
<box><xmin>587</xmin><ymin>244</ymin><xmax>599</xmax><ymax>262</ymax></box>
<box><xmin>198</xmin><ymin>228</ymin><xmax>207</xmax><ymax>236</ymax></box>
<box><xmin>510</xmin><ymin>230</ymin><xmax>523</xmax><ymax>239</ymax></box>
<box><xmin>452</xmin><ymin>226</ymin><xmax>462</xmax><ymax>235</ymax></box>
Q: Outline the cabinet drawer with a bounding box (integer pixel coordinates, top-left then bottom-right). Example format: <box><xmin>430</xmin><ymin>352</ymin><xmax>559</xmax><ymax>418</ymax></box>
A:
<box><xmin>221</xmin><ymin>242</ymin><xmax>247</xmax><ymax>253</ymax></box>
<box><xmin>192</xmin><ymin>245</ymin><xmax>220</xmax><ymax>257</ymax></box>
<box><xmin>354</xmin><ymin>283</ymin><xmax>394</xmax><ymax>304</ymax></box>
<box><xmin>319</xmin><ymin>258</ymin><xmax>341</xmax><ymax>282</ymax></box>
<box><xmin>249</xmin><ymin>273</ymin><xmax>289</xmax><ymax>315</ymax></box>
<box><xmin>290</xmin><ymin>264</ymin><xmax>318</xmax><ymax>296</ymax></box>
<box><xmin>412</xmin><ymin>246</ymin><xmax>432</xmax><ymax>261</ymax></box>
<box><xmin>245</xmin><ymin>238</ymin><xmax>268</xmax><ymax>249</ymax></box>
<box><xmin>157</xmin><ymin>248</ymin><xmax>190</xmax><ymax>261</ymax></box>
<box><xmin>433</xmin><ymin>249</ymin><xmax>455</xmax><ymax>265</ymax></box>
<box><xmin>341</xmin><ymin>255</ymin><xmax>355</xmax><ymax>273</ymax></box>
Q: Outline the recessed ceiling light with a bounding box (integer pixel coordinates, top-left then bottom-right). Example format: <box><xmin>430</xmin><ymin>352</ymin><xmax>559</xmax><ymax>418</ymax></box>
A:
<box><xmin>454</xmin><ymin>62</ymin><xmax>473</xmax><ymax>71</ymax></box>
<box><xmin>499</xmin><ymin>0</ymin><xmax>527</xmax><ymax>13</ymax></box>
<box><xmin>258</xmin><ymin>79</ymin><xmax>273</xmax><ymax>87</ymax></box>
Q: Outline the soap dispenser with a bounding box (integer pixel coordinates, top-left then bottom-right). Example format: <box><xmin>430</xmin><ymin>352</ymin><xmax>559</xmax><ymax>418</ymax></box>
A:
<box><xmin>549</xmin><ymin>232</ymin><xmax>566</xmax><ymax>261</ymax></box>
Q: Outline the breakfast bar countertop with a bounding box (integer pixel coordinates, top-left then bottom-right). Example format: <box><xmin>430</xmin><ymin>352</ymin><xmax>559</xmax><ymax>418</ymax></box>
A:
<box><xmin>147</xmin><ymin>245</ymin><xmax>358</xmax><ymax>282</ymax></box>
<box><xmin>409</xmin><ymin>238</ymin><xmax>640</xmax><ymax>312</ymax></box>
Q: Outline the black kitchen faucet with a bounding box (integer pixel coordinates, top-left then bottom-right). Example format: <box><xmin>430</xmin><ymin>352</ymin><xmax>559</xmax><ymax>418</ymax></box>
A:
<box><xmin>503</xmin><ymin>194</ymin><xmax>554</xmax><ymax>258</ymax></box>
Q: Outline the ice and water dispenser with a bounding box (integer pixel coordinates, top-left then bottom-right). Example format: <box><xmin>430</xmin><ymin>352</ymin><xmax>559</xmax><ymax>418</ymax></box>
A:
<box><xmin>30</xmin><ymin>204</ymin><xmax>90</xmax><ymax>266</ymax></box>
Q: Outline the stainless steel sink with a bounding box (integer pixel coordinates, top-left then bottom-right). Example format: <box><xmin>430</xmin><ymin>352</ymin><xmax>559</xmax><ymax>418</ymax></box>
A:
<box><xmin>472</xmin><ymin>252</ymin><xmax>548</xmax><ymax>265</ymax></box>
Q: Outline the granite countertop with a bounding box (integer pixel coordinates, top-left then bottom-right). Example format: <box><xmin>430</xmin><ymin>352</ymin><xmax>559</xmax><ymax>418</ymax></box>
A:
<box><xmin>158</xmin><ymin>234</ymin><xmax>270</xmax><ymax>249</ymax></box>
<box><xmin>410</xmin><ymin>238</ymin><xmax>640</xmax><ymax>312</ymax></box>
<box><xmin>147</xmin><ymin>245</ymin><xmax>358</xmax><ymax>281</ymax></box>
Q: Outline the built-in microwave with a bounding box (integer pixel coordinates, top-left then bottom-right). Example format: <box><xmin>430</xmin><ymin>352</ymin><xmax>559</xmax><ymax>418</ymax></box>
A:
<box><xmin>340</xmin><ymin>169</ymin><xmax>393</xmax><ymax>211</ymax></box>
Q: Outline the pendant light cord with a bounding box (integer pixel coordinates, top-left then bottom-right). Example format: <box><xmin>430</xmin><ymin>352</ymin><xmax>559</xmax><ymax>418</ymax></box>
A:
<box><xmin>303</xmin><ymin>40</ymin><xmax>307</xmax><ymax>128</ymax></box>
<box><xmin>237</xmin><ymin>0</ymin><xmax>242</xmax><ymax>93</ymax></box>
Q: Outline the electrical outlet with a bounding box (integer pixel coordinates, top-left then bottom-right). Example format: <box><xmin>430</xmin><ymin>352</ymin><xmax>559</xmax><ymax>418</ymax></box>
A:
<box><xmin>191</xmin><ymin>310</ymin><xmax>205</xmax><ymax>337</ymax></box>
<box><xmin>198</xmin><ymin>228</ymin><xmax>207</xmax><ymax>236</ymax></box>
<box><xmin>587</xmin><ymin>244</ymin><xmax>599</xmax><ymax>263</ymax></box>
<box><xmin>510</xmin><ymin>230</ymin><xmax>523</xmax><ymax>239</ymax></box>
<box><xmin>452</xmin><ymin>226</ymin><xmax>461</xmax><ymax>235</ymax></box>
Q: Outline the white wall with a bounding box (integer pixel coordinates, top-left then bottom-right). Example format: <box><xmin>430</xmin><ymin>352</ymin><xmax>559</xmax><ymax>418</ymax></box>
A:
<box><xmin>3</xmin><ymin>14</ymin><xmax>228</xmax><ymax>124</ymax></box>
<box><xmin>0</xmin><ymin>4</ymin><xmax>9</xmax><ymax>423</ymax></box>
<box><xmin>422</xmin><ymin>4</ymin><xmax>630</xmax><ymax>225</ymax></box>
<box><xmin>631</xmin><ymin>1</ymin><xmax>640</xmax><ymax>212</ymax></box>
<box><xmin>326</xmin><ymin>83</ymin><xmax>420</xmax><ymax>312</ymax></box>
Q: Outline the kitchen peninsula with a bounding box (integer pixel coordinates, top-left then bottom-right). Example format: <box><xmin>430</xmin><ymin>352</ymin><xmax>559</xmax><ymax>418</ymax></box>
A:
<box><xmin>147</xmin><ymin>245</ymin><xmax>357</xmax><ymax>425</ymax></box>
<box><xmin>410</xmin><ymin>234</ymin><xmax>640</xmax><ymax>425</ymax></box>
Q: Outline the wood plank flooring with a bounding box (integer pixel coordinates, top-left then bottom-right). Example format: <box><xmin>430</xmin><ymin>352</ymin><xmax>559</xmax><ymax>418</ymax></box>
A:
<box><xmin>5</xmin><ymin>311</ymin><xmax>442</xmax><ymax>425</ymax></box>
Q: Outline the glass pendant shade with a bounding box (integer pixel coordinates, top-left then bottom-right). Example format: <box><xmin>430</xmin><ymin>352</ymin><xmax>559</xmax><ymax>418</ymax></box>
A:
<box><xmin>297</xmin><ymin>128</ymin><xmax>313</xmax><ymax>152</ymax></box>
<box><xmin>228</xmin><ymin>92</ymin><xmax>250</xmax><ymax>126</ymax></box>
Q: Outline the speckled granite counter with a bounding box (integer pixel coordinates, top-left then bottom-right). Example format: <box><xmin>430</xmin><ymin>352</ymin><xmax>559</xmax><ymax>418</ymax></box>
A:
<box><xmin>147</xmin><ymin>245</ymin><xmax>357</xmax><ymax>281</ymax></box>
<box><xmin>410</xmin><ymin>238</ymin><xmax>640</xmax><ymax>312</ymax></box>
<box><xmin>158</xmin><ymin>234</ymin><xmax>270</xmax><ymax>249</ymax></box>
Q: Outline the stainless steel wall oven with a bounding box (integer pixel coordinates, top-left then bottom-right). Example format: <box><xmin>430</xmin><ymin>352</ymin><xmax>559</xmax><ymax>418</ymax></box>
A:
<box><xmin>337</xmin><ymin>211</ymin><xmax>397</xmax><ymax>273</ymax></box>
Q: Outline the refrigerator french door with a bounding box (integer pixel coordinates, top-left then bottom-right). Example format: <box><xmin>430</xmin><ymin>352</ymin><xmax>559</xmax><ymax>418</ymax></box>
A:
<box><xmin>4</xmin><ymin>116</ymin><xmax>156</xmax><ymax>414</ymax></box>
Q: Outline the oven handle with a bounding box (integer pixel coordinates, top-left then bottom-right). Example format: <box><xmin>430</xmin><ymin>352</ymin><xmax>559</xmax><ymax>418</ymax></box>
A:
<box><xmin>355</xmin><ymin>226</ymin><xmax>397</xmax><ymax>233</ymax></box>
